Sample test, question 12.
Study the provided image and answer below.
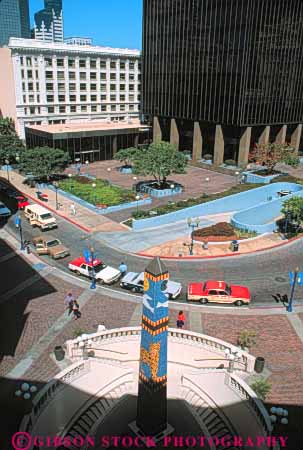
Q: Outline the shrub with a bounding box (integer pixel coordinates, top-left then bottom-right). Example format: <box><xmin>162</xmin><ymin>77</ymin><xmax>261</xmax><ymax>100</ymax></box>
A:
<box><xmin>224</xmin><ymin>159</ymin><xmax>237</xmax><ymax>166</ymax></box>
<box><xmin>251</xmin><ymin>378</ymin><xmax>271</xmax><ymax>401</ymax></box>
<box><xmin>73</xmin><ymin>328</ymin><xmax>85</xmax><ymax>338</ymax></box>
<box><xmin>238</xmin><ymin>330</ymin><xmax>257</xmax><ymax>349</ymax></box>
<box><xmin>203</xmin><ymin>154</ymin><xmax>213</xmax><ymax>160</ymax></box>
<box><xmin>283</xmin><ymin>155</ymin><xmax>300</xmax><ymax>167</ymax></box>
<box><xmin>193</xmin><ymin>222</ymin><xmax>235</xmax><ymax>238</ymax></box>
<box><xmin>133</xmin><ymin>210</ymin><xmax>148</xmax><ymax>219</ymax></box>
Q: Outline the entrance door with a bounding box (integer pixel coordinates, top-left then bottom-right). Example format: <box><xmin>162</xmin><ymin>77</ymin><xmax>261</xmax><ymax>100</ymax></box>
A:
<box><xmin>80</xmin><ymin>151</ymin><xmax>94</xmax><ymax>164</ymax></box>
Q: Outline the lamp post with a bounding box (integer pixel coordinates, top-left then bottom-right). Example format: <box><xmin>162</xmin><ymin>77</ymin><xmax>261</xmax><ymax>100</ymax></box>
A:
<box><xmin>68</xmin><ymin>173</ymin><xmax>73</xmax><ymax>193</ymax></box>
<box><xmin>85</xmin><ymin>160</ymin><xmax>89</xmax><ymax>176</ymax></box>
<box><xmin>4</xmin><ymin>158</ymin><xmax>10</xmax><ymax>182</ymax></box>
<box><xmin>107</xmin><ymin>167</ymin><xmax>111</xmax><ymax>184</ymax></box>
<box><xmin>90</xmin><ymin>247</ymin><xmax>97</xmax><ymax>289</ymax></box>
<box><xmin>288</xmin><ymin>267</ymin><xmax>299</xmax><ymax>312</ymax></box>
<box><xmin>15</xmin><ymin>216</ymin><xmax>25</xmax><ymax>251</ymax></box>
<box><xmin>135</xmin><ymin>194</ymin><xmax>140</xmax><ymax>215</ymax></box>
<box><xmin>235</xmin><ymin>171</ymin><xmax>240</xmax><ymax>184</ymax></box>
<box><xmin>183</xmin><ymin>217</ymin><xmax>200</xmax><ymax>255</ymax></box>
<box><xmin>53</xmin><ymin>181</ymin><xmax>59</xmax><ymax>210</ymax></box>
<box><xmin>133</xmin><ymin>176</ymin><xmax>138</xmax><ymax>192</ymax></box>
<box><xmin>92</xmin><ymin>182</ymin><xmax>97</xmax><ymax>205</ymax></box>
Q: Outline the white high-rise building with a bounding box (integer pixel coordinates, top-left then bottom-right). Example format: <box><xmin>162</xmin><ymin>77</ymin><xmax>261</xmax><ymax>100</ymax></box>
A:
<box><xmin>0</xmin><ymin>38</ymin><xmax>141</xmax><ymax>140</ymax></box>
<box><xmin>34</xmin><ymin>0</ymin><xmax>63</xmax><ymax>43</ymax></box>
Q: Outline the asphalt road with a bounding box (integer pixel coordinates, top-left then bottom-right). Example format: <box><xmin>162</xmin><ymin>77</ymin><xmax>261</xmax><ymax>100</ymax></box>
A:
<box><xmin>1</xmin><ymin>190</ymin><xmax>303</xmax><ymax>306</ymax></box>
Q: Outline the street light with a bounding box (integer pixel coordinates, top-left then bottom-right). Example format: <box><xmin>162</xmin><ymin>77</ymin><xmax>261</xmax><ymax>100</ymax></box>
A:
<box><xmin>183</xmin><ymin>217</ymin><xmax>200</xmax><ymax>255</ymax></box>
<box><xmin>4</xmin><ymin>158</ymin><xmax>10</xmax><ymax>182</ymax></box>
<box><xmin>90</xmin><ymin>247</ymin><xmax>97</xmax><ymax>290</ymax></box>
<box><xmin>85</xmin><ymin>160</ymin><xmax>90</xmax><ymax>176</ymax></box>
<box><xmin>15</xmin><ymin>216</ymin><xmax>25</xmax><ymax>251</ymax></box>
<box><xmin>68</xmin><ymin>173</ymin><xmax>73</xmax><ymax>193</ymax></box>
<box><xmin>135</xmin><ymin>194</ymin><xmax>140</xmax><ymax>215</ymax></box>
<box><xmin>107</xmin><ymin>167</ymin><xmax>111</xmax><ymax>183</ymax></box>
<box><xmin>288</xmin><ymin>267</ymin><xmax>300</xmax><ymax>313</ymax></box>
<box><xmin>235</xmin><ymin>171</ymin><xmax>240</xmax><ymax>184</ymax></box>
<box><xmin>53</xmin><ymin>181</ymin><xmax>59</xmax><ymax>210</ymax></box>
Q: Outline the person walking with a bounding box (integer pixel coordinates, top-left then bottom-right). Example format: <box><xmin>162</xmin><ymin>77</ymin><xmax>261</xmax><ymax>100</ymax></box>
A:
<box><xmin>70</xmin><ymin>203</ymin><xmax>76</xmax><ymax>216</ymax></box>
<box><xmin>72</xmin><ymin>300</ymin><xmax>82</xmax><ymax>320</ymax></box>
<box><xmin>177</xmin><ymin>310</ymin><xmax>186</xmax><ymax>329</ymax></box>
<box><xmin>119</xmin><ymin>262</ymin><xmax>128</xmax><ymax>277</ymax></box>
<box><xmin>64</xmin><ymin>292</ymin><xmax>74</xmax><ymax>315</ymax></box>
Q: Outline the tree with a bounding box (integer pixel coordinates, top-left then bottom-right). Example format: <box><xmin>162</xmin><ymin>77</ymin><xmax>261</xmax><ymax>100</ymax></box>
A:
<box><xmin>249</xmin><ymin>143</ymin><xmax>298</xmax><ymax>174</ymax></box>
<box><xmin>0</xmin><ymin>117</ymin><xmax>16</xmax><ymax>135</ymax></box>
<box><xmin>132</xmin><ymin>141</ymin><xmax>187</xmax><ymax>187</ymax></box>
<box><xmin>114</xmin><ymin>147</ymin><xmax>138</xmax><ymax>167</ymax></box>
<box><xmin>281</xmin><ymin>196</ymin><xmax>303</xmax><ymax>229</ymax></box>
<box><xmin>251</xmin><ymin>378</ymin><xmax>271</xmax><ymax>401</ymax></box>
<box><xmin>19</xmin><ymin>147</ymin><xmax>70</xmax><ymax>180</ymax></box>
<box><xmin>0</xmin><ymin>117</ymin><xmax>24</xmax><ymax>164</ymax></box>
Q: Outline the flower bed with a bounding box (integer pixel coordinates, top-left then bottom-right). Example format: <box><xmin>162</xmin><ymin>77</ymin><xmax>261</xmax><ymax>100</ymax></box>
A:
<box><xmin>192</xmin><ymin>222</ymin><xmax>257</xmax><ymax>242</ymax></box>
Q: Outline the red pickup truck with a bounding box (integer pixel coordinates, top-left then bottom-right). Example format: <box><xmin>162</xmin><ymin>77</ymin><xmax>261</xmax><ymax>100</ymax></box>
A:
<box><xmin>187</xmin><ymin>280</ymin><xmax>251</xmax><ymax>306</ymax></box>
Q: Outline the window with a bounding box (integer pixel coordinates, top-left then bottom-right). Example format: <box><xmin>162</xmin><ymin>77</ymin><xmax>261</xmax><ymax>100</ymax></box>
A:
<box><xmin>79</xmin><ymin>59</ymin><xmax>86</xmax><ymax>68</ymax></box>
<box><xmin>22</xmin><ymin>82</ymin><xmax>26</xmax><ymax>91</ymax></box>
<box><xmin>100</xmin><ymin>73</ymin><xmax>106</xmax><ymax>80</ymax></box>
<box><xmin>69</xmin><ymin>83</ymin><xmax>76</xmax><ymax>91</ymax></box>
<box><xmin>90</xmin><ymin>84</ymin><xmax>97</xmax><ymax>91</ymax></box>
<box><xmin>120</xmin><ymin>94</ymin><xmax>125</xmax><ymax>101</ymax></box>
<box><xmin>90</xmin><ymin>60</ymin><xmax>97</xmax><ymax>68</ymax></box>
<box><xmin>46</xmin><ymin>71</ymin><xmax>53</xmax><ymax>79</ymax></box>
<box><xmin>48</xmin><ymin>106</ymin><xmax>54</xmax><ymax>113</ymax></box>
<box><xmin>91</xmin><ymin>105</ymin><xmax>97</xmax><ymax>112</ymax></box>
<box><xmin>129</xmin><ymin>62</ymin><xmax>135</xmax><ymax>70</ymax></box>
<box><xmin>35</xmin><ymin>70</ymin><xmax>39</xmax><ymax>78</ymax></box>
<box><xmin>120</xmin><ymin>84</ymin><xmax>125</xmax><ymax>91</ymax></box>
<box><xmin>100</xmin><ymin>60</ymin><xmax>106</xmax><ymax>68</ymax></box>
<box><xmin>110</xmin><ymin>61</ymin><xmax>116</xmax><ymax>69</ymax></box>
<box><xmin>69</xmin><ymin>72</ymin><xmax>76</xmax><ymax>79</ymax></box>
<box><xmin>59</xmin><ymin>106</ymin><xmax>66</xmax><ymax>113</ymax></box>
<box><xmin>70</xmin><ymin>105</ymin><xmax>77</xmax><ymax>112</ymax></box>
<box><xmin>90</xmin><ymin>72</ymin><xmax>97</xmax><ymax>80</ymax></box>
<box><xmin>29</xmin><ymin>107</ymin><xmax>35</xmax><ymax>114</ymax></box>
<box><xmin>28</xmin><ymin>82</ymin><xmax>33</xmax><ymax>91</ymax></box>
<box><xmin>37</xmin><ymin>107</ymin><xmax>41</xmax><ymax>114</ymax></box>
<box><xmin>101</xmin><ymin>105</ymin><xmax>107</xmax><ymax>111</ymax></box>
<box><xmin>111</xmin><ymin>105</ymin><xmax>116</xmax><ymax>111</ymax></box>
<box><xmin>58</xmin><ymin>83</ymin><xmax>65</xmax><ymax>91</ymax></box>
<box><xmin>23</xmin><ymin>95</ymin><xmax>26</xmax><ymax>103</ymax></box>
<box><xmin>90</xmin><ymin>95</ymin><xmax>97</xmax><ymax>101</ymax></box>
<box><xmin>208</xmin><ymin>290</ymin><xmax>218</xmax><ymax>295</ymax></box>
<box><xmin>110</xmin><ymin>84</ymin><xmax>116</xmax><ymax>91</ymax></box>
<box><xmin>21</xmin><ymin>69</ymin><xmax>25</xmax><ymax>78</ymax></box>
<box><xmin>36</xmin><ymin>82</ymin><xmax>39</xmax><ymax>90</ymax></box>
<box><xmin>81</xmin><ymin>105</ymin><xmax>87</xmax><ymax>112</ymax></box>
<box><xmin>68</xmin><ymin>59</ymin><xmax>75</xmax><ymax>68</ymax></box>
<box><xmin>80</xmin><ymin>83</ymin><xmax>86</xmax><ymax>91</ymax></box>
<box><xmin>26</xmin><ymin>57</ymin><xmax>32</xmax><ymax>66</ymax></box>
<box><xmin>129</xmin><ymin>104</ymin><xmax>134</xmax><ymax>111</ymax></box>
<box><xmin>20</xmin><ymin>57</ymin><xmax>24</xmax><ymax>65</ymax></box>
<box><xmin>120</xmin><ymin>62</ymin><xmax>125</xmax><ymax>69</ymax></box>
<box><xmin>69</xmin><ymin>95</ymin><xmax>76</xmax><ymax>102</ymax></box>
<box><xmin>45</xmin><ymin>58</ymin><xmax>52</xmax><ymax>67</ymax></box>
<box><xmin>80</xmin><ymin>94</ymin><xmax>87</xmax><ymax>101</ymax></box>
<box><xmin>101</xmin><ymin>94</ymin><xmax>106</xmax><ymax>101</ymax></box>
<box><xmin>110</xmin><ymin>94</ymin><xmax>116</xmax><ymax>101</ymax></box>
<box><xmin>129</xmin><ymin>84</ymin><xmax>135</xmax><ymax>91</ymax></box>
<box><xmin>100</xmin><ymin>84</ymin><xmax>107</xmax><ymax>92</ymax></box>
<box><xmin>29</xmin><ymin>95</ymin><xmax>34</xmax><ymax>103</ymax></box>
<box><xmin>129</xmin><ymin>94</ymin><xmax>135</xmax><ymax>101</ymax></box>
<box><xmin>47</xmin><ymin>95</ymin><xmax>54</xmax><ymax>102</ymax></box>
<box><xmin>57</xmin><ymin>58</ymin><xmax>64</xmax><ymax>67</ymax></box>
<box><xmin>129</xmin><ymin>74</ymin><xmax>135</xmax><ymax>81</ymax></box>
<box><xmin>120</xmin><ymin>104</ymin><xmax>125</xmax><ymax>111</ymax></box>
<box><xmin>59</xmin><ymin>95</ymin><xmax>65</xmax><ymax>102</ymax></box>
<box><xmin>24</xmin><ymin>107</ymin><xmax>28</xmax><ymax>115</ymax></box>
<box><xmin>138</xmin><ymin>95</ymin><xmax>141</xmax><ymax>102</ymax></box>
<box><xmin>120</xmin><ymin>73</ymin><xmax>126</xmax><ymax>80</ymax></box>
<box><xmin>57</xmin><ymin>71</ymin><xmax>65</xmax><ymax>80</ymax></box>
<box><xmin>37</xmin><ymin>94</ymin><xmax>40</xmax><ymax>103</ymax></box>
<box><xmin>27</xmin><ymin>70</ymin><xmax>33</xmax><ymax>79</ymax></box>
<box><xmin>80</xmin><ymin>72</ymin><xmax>86</xmax><ymax>80</ymax></box>
<box><xmin>110</xmin><ymin>73</ymin><xmax>116</xmax><ymax>80</ymax></box>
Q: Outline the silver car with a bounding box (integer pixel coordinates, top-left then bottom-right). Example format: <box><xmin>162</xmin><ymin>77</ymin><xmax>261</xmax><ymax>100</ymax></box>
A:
<box><xmin>120</xmin><ymin>271</ymin><xmax>182</xmax><ymax>299</ymax></box>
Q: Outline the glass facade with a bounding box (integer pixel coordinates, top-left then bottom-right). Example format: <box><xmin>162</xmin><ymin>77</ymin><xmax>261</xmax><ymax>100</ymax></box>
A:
<box><xmin>0</xmin><ymin>0</ymin><xmax>30</xmax><ymax>46</ymax></box>
<box><xmin>143</xmin><ymin>0</ymin><xmax>303</xmax><ymax>126</ymax></box>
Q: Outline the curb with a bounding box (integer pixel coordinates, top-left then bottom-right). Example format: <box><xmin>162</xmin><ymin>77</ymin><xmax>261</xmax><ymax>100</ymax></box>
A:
<box><xmin>136</xmin><ymin>235</ymin><xmax>302</xmax><ymax>260</ymax></box>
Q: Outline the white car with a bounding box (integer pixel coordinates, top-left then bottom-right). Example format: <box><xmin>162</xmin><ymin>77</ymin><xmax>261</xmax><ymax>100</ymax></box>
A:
<box><xmin>120</xmin><ymin>271</ymin><xmax>182</xmax><ymax>299</ymax></box>
<box><xmin>68</xmin><ymin>257</ymin><xmax>121</xmax><ymax>285</ymax></box>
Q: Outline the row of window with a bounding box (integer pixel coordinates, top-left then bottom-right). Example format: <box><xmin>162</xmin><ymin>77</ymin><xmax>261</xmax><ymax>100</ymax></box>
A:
<box><xmin>20</xmin><ymin>56</ymin><xmax>139</xmax><ymax>70</ymax></box>
<box><xmin>24</xmin><ymin>104</ymin><xmax>137</xmax><ymax>115</ymax></box>
<box><xmin>23</xmin><ymin>93</ymin><xmax>140</xmax><ymax>103</ymax></box>
<box><xmin>45</xmin><ymin>83</ymin><xmax>138</xmax><ymax>91</ymax></box>
<box><xmin>45</xmin><ymin>71</ymin><xmax>140</xmax><ymax>81</ymax></box>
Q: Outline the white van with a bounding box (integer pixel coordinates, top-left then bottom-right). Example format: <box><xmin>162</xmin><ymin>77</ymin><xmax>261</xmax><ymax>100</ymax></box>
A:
<box><xmin>24</xmin><ymin>204</ymin><xmax>57</xmax><ymax>230</ymax></box>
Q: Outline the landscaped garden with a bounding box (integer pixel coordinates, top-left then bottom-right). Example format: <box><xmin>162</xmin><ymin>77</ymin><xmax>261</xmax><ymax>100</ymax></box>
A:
<box><xmin>191</xmin><ymin>222</ymin><xmax>257</xmax><ymax>242</ymax></box>
<box><xmin>59</xmin><ymin>176</ymin><xmax>136</xmax><ymax>207</ymax></box>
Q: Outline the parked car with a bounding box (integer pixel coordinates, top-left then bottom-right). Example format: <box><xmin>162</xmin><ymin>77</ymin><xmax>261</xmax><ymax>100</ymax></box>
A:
<box><xmin>16</xmin><ymin>195</ymin><xmax>30</xmax><ymax>210</ymax></box>
<box><xmin>187</xmin><ymin>280</ymin><xmax>251</xmax><ymax>306</ymax></box>
<box><xmin>120</xmin><ymin>271</ymin><xmax>182</xmax><ymax>299</ymax></box>
<box><xmin>68</xmin><ymin>257</ymin><xmax>121</xmax><ymax>285</ymax></box>
<box><xmin>33</xmin><ymin>236</ymin><xmax>70</xmax><ymax>259</ymax></box>
<box><xmin>0</xmin><ymin>201</ymin><xmax>11</xmax><ymax>218</ymax></box>
<box><xmin>24</xmin><ymin>204</ymin><xmax>57</xmax><ymax>230</ymax></box>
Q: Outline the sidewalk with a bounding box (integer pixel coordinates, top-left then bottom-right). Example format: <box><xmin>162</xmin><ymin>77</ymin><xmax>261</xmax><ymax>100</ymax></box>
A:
<box><xmin>0</xmin><ymin>170</ymin><xmax>127</xmax><ymax>233</ymax></box>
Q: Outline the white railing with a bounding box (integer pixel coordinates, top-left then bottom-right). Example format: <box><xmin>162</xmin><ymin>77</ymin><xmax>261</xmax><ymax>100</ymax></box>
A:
<box><xmin>65</xmin><ymin>327</ymin><xmax>255</xmax><ymax>373</ymax></box>
<box><xmin>19</xmin><ymin>360</ymin><xmax>91</xmax><ymax>433</ymax></box>
<box><xmin>226</xmin><ymin>372</ymin><xmax>272</xmax><ymax>436</ymax></box>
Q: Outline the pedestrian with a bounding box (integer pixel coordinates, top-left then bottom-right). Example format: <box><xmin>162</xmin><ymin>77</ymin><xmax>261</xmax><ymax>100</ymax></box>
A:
<box><xmin>72</xmin><ymin>300</ymin><xmax>82</xmax><ymax>320</ymax></box>
<box><xmin>119</xmin><ymin>262</ymin><xmax>128</xmax><ymax>277</ymax></box>
<box><xmin>177</xmin><ymin>310</ymin><xmax>185</xmax><ymax>329</ymax></box>
<box><xmin>64</xmin><ymin>292</ymin><xmax>74</xmax><ymax>315</ymax></box>
<box><xmin>70</xmin><ymin>203</ymin><xmax>76</xmax><ymax>216</ymax></box>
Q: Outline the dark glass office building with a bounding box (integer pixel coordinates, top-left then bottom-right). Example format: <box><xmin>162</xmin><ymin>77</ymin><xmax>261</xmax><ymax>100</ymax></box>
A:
<box><xmin>143</xmin><ymin>0</ymin><xmax>303</xmax><ymax>166</ymax></box>
<box><xmin>0</xmin><ymin>0</ymin><xmax>31</xmax><ymax>46</ymax></box>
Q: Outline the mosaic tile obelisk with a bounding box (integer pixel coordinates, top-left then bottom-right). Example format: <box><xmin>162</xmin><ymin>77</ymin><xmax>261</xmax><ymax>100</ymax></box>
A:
<box><xmin>136</xmin><ymin>257</ymin><xmax>169</xmax><ymax>435</ymax></box>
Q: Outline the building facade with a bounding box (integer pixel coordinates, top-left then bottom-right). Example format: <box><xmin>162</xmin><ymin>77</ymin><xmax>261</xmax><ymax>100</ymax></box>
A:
<box><xmin>143</xmin><ymin>0</ymin><xmax>303</xmax><ymax>166</ymax></box>
<box><xmin>65</xmin><ymin>37</ymin><xmax>93</xmax><ymax>46</ymax></box>
<box><xmin>34</xmin><ymin>0</ymin><xmax>64</xmax><ymax>43</ymax></box>
<box><xmin>0</xmin><ymin>38</ymin><xmax>141</xmax><ymax>140</ymax></box>
<box><xmin>0</xmin><ymin>0</ymin><xmax>30</xmax><ymax>46</ymax></box>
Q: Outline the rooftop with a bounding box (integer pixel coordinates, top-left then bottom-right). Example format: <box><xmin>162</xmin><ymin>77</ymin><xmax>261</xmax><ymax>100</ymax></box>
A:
<box><xmin>8</xmin><ymin>38</ymin><xmax>140</xmax><ymax>57</ymax></box>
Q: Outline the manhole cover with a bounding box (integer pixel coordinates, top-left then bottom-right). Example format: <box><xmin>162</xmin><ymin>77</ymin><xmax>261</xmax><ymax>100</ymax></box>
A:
<box><xmin>275</xmin><ymin>276</ymin><xmax>287</xmax><ymax>283</ymax></box>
